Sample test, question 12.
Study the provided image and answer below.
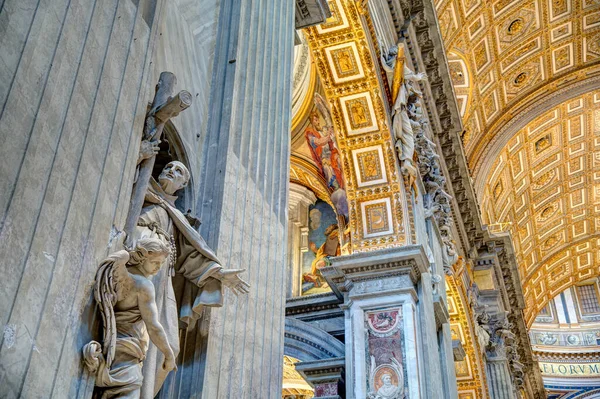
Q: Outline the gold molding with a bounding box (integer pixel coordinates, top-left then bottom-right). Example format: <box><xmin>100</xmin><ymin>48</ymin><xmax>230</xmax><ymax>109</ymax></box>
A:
<box><xmin>302</xmin><ymin>0</ymin><xmax>408</xmax><ymax>252</ymax></box>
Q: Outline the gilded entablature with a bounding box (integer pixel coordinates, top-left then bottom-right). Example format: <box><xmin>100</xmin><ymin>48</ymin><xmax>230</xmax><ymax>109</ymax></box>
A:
<box><xmin>480</xmin><ymin>91</ymin><xmax>600</xmax><ymax>326</ymax></box>
<box><xmin>303</xmin><ymin>0</ymin><xmax>408</xmax><ymax>251</ymax></box>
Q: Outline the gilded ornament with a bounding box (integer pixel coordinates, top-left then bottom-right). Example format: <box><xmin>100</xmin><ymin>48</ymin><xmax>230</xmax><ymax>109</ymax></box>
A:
<box><xmin>513</xmin><ymin>72</ymin><xmax>528</xmax><ymax>86</ymax></box>
<box><xmin>507</xmin><ymin>19</ymin><xmax>524</xmax><ymax>35</ymax></box>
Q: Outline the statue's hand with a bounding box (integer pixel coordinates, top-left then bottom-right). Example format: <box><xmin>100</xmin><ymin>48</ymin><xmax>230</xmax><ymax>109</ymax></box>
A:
<box><xmin>216</xmin><ymin>268</ymin><xmax>250</xmax><ymax>295</ymax></box>
<box><xmin>162</xmin><ymin>352</ymin><xmax>177</xmax><ymax>372</ymax></box>
<box><xmin>137</xmin><ymin>139</ymin><xmax>160</xmax><ymax>164</ymax></box>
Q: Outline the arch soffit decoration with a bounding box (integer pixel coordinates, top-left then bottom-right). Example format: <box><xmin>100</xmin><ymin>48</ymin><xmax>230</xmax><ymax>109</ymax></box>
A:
<box><xmin>291</xmin><ymin>30</ymin><xmax>318</xmax><ymax>132</ymax></box>
<box><xmin>447</xmin><ymin>49</ymin><xmax>474</xmax><ymax>119</ymax></box>
<box><xmin>435</xmin><ymin>0</ymin><xmax>600</xmax><ymax>325</ymax></box>
<box><xmin>473</xmin><ymin>75</ymin><xmax>600</xmax><ymax>192</ymax></box>
<box><xmin>290</xmin><ymin>155</ymin><xmax>335</xmax><ymax>208</ymax></box>
<box><xmin>284</xmin><ymin>317</ymin><xmax>345</xmax><ymax>362</ymax></box>
<box><xmin>479</xmin><ymin>90</ymin><xmax>600</xmax><ymax>326</ymax></box>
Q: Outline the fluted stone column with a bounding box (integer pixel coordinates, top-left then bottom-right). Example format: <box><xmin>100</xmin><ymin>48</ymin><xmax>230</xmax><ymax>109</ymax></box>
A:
<box><xmin>161</xmin><ymin>0</ymin><xmax>296</xmax><ymax>397</ymax></box>
<box><xmin>486</xmin><ymin>359</ymin><xmax>516</xmax><ymax>399</ymax></box>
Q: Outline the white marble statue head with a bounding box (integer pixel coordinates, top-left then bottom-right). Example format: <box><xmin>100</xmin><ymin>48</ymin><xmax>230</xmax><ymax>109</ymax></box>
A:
<box><xmin>129</xmin><ymin>238</ymin><xmax>171</xmax><ymax>276</ymax></box>
<box><xmin>159</xmin><ymin>161</ymin><xmax>190</xmax><ymax>195</ymax></box>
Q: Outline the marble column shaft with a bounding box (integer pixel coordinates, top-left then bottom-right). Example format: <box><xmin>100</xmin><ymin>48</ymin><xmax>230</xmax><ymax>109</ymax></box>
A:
<box><xmin>171</xmin><ymin>0</ymin><xmax>296</xmax><ymax>397</ymax></box>
<box><xmin>487</xmin><ymin>360</ymin><xmax>516</xmax><ymax>399</ymax></box>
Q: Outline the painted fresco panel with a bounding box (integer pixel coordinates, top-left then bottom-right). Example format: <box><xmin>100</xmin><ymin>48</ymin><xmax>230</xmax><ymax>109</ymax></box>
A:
<box><xmin>304</xmin><ymin>93</ymin><xmax>349</xmax><ymax>221</ymax></box>
<box><xmin>365</xmin><ymin>307</ymin><xmax>409</xmax><ymax>398</ymax></box>
<box><xmin>302</xmin><ymin>199</ymin><xmax>340</xmax><ymax>295</ymax></box>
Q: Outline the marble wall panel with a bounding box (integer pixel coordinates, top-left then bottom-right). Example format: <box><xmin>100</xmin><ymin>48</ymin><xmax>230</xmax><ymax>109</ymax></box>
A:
<box><xmin>0</xmin><ymin>0</ymin><xmax>161</xmax><ymax>397</ymax></box>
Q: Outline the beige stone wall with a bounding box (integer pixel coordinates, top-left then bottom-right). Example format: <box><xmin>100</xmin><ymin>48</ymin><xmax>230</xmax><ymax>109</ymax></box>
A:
<box><xmin>0</xmin><ymin>0</ymin><xmax>162</xmax><ymax>396</ymax></box>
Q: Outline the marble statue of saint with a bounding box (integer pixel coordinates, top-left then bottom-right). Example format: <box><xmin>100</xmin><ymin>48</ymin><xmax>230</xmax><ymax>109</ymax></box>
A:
<box><xmin>132</xmin><ymin>159</ymin><xmax>250</xmax><ymax>398</ymax></box>
<box><xmin>381</xmin><ymin>42</ymin><xmax>427</xmax><ymax>178</ymax></box>
<box><xmin>82</xmin><ymin>238</ymin><xmax>176</xmax><ymax>398</ymax></box>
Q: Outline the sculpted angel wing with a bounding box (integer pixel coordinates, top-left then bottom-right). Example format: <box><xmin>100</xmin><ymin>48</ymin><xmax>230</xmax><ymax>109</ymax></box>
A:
<box><xmin>93</xmin><ymin>250</ymin><xmax>131</xmax><ymax>368</ymax></box>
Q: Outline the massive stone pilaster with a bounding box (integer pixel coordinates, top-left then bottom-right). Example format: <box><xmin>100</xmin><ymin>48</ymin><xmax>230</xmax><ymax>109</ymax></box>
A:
<box><xmin>323</xmin><ymin>246</ymin><xmax>458</xmax><ymax>399</ymax></box>
<box><xmin>158</xmin><ymin>0</ymin><xmax>297</xmax><ymax>397</ymax></box>
<box><xmin>0</xmin><ymin>0</ymin><xmax>166</xmax><ymax>397</ymax></box>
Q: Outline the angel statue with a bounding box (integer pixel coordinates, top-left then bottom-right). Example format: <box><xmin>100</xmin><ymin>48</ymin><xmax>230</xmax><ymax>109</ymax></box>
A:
<box><xmin>380</xmin><ymin>41</ymin><xmax>427</xmax><ymax>179</ymax></box>
<box><xmin>82</xmin><ymin>238</ymin><xmax>176</xmax><ymax>398</ymax></box>
<box><xmin>368</xmin><ymin>356</ymin><xmax>405</xmax><ymax>399</ymax></box>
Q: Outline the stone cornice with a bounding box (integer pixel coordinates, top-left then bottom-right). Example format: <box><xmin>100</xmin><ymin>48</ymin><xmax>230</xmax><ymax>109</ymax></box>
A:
<box><xmin>388</xmin><ymin>0</ymin><xmax>485</xmax><ymax>256</ymax></box>
<box><xmin>295</xmin><ymin>0</ymin><xmax>331</xmax><ymax>29</ymax></box>
<box><xmin>322</xmin><ymin>245</ymin><xmax>429</xmax><ymax>296</ymax></box>
<box><xmin>433</xmin><ymin>295</ymin><xmax>450</xmax><ymax>329</ymax></box>
<box><xmin>295</xmin><ymin>357</ymin><xmax>346</xmax><ymax>375</ymax></box>
<box><xmin>286</xmin><ymin>291</ymin><xmax>343</xmax><ymax>317</ymax></box>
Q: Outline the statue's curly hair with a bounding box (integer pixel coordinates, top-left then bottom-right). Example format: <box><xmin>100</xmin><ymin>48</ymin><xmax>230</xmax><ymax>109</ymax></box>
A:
<box><xmin>128</xmin><ymin>238</ymin><xmax>170</xmax><ymax>265</ymax></box>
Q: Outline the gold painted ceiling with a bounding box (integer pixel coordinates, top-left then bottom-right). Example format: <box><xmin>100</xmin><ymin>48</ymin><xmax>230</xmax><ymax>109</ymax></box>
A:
<box><xmin>436</xmin><ymin>0</ymin><xmax>600</xmax><ymax>324</ymax></box>
<box><xmin>294</xmin><ymin>0</ymin><xmax>600</xmax><ymax>324</ymax></box>
<box><xmin>436</xmin><ymin>0</ymin><xmax>600</xmax><ymax>167</ymax></box>
<box><xmin>480</xmin><ymin>91</ymin><xmax>600</xmax><ymax>325</ymax></box>
<box><xmin>293</xmin><ymin>0</ymin><xmax>410</xmax><ymax>253</ymax></box>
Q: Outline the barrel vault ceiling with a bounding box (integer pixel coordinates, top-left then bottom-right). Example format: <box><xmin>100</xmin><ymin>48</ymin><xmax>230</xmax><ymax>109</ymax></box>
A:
<box><xmin>435</xmin><ymin>0</ymin><xmax>600</xmax><ymax>324</ymax></box>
